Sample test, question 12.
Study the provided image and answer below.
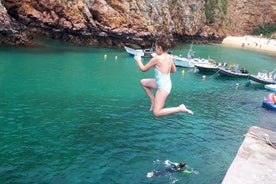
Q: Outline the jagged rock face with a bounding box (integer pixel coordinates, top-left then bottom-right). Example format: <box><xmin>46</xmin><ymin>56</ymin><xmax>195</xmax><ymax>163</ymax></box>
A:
<box><xmin>0</xmin><ymin>1</ymin><xmax>31</xmax><ymax>45</ymax></box>
<box><xmin>0</xmin><ymin>0</ymin><xmax>275</xmax><ymax>47</ymax></box>
<box><xmin>225</xmin><ymin>0</ymin><xmax>276</xmax><ymax>35</ymax></box>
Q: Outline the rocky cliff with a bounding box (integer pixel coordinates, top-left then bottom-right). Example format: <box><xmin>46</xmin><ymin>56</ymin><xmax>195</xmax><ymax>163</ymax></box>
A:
<box><xmin>0</xmin><ymin>0</ymin><xmax>275</xmax><ymax>47</ymax></box>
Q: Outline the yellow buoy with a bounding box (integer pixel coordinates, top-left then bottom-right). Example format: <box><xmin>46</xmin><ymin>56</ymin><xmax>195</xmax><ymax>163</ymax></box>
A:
<box><xmin>104</xmin><ymin>54</ymin><xmax>107</xmax><ymax>60</ymax></box>
<box><xmin>181</xmin><ymin>69</ymin><xmax>185</xmax><ymax>75</ymax></box>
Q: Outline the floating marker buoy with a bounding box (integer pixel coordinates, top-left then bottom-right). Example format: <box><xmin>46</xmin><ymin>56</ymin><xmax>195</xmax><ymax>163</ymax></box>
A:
<box><xmin>202</xmin><ymin>75</ymin><xmax>206</xmax><ymax>80</ymax></box>
<box><xmin>181</xmin><ymin>69</ymin><xmax>185</xmax><ymax>75</ymax></box>
<box><xmin>115</xmin><ymin>56</ymin><xmax>118</xmax><ymax>61</ymax></box>
<box><xmin>104</xmin><ymin>54</ymin><xmax>107</xmax><ymax>60</ymax></box>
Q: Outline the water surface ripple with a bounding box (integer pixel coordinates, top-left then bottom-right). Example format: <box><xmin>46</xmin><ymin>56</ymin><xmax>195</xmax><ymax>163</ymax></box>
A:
<box><xmin>0</xmin><ymin>43</ymin><xmax>275</xmax><ymax>184</ymax></box>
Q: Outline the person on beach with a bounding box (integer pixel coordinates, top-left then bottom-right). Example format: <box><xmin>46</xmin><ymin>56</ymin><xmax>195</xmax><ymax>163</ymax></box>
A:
<box><xmin>147</xmin><ymin>160</ymin><xmax>190</xmax><ymax>178</ymax></box>
<box><xmin>134</xmin><ymin>36</ymin><xmax>193</xmax><ymax>117</ymax></box>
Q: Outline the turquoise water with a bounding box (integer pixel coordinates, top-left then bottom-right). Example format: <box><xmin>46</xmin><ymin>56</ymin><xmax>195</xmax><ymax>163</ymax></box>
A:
<box><xmin>0</xmin><ymin>41</ymin><xmax>275</xmax><ymax>184</ymax></box>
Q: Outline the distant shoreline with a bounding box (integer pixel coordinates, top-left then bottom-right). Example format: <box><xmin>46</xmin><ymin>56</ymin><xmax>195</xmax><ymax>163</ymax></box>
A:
<box><xmin>222</xmin><ymin>36</ymin><xmax>276</xmax><ymax>56</ymax></box>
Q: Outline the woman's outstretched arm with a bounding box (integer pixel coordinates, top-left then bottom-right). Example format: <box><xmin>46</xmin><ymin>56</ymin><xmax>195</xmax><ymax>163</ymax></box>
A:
<box><xmin>134</xmin><ymin>56</ymin><xmax>157</xmax><ymax>72</ymax></box>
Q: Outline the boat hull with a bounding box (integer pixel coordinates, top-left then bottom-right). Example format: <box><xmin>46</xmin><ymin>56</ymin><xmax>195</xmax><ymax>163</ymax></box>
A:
<box><xmin>218</xmin><ymin>68</ymin><xmax>249</xmax><ymax>78</ymax></box>
<box><xmin>124</xmin><ymin>46</ymin><xmax>153</xmax><ymax>58</ymax></box>
<box><xmin>195</xmin><ymin>64</ymin><xmax>219</xmax><ymax>73</ymax></box>
<box><xmin>264</xmin><ymin>84</ymin><xmax>276</xmax><ymax>92</ymax></box>
<box><xmin>262</xmin><ymin>100</ymin><xmax>276</xmax><ymax>110</ymax></box>
<box><xmin>249</xmin><ymin>74</ymin><xmax>276</xmax><ymax>85</ymax></box>
<box><xmin>173</xmin><ymin>57</ymin><xmax>194</xmax><ymax>68</ymax></box>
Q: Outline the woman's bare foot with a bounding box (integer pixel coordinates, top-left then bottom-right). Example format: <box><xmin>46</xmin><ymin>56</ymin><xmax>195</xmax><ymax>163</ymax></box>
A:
<box><xmin>149</xmin><ymin>104</ymin><xmax>154</xmax><ymax>111</ymax></box>
<box><xmin>179</xmin><ymin>104</ymin><xmax>193</xmax><ymax>115</ymax></box>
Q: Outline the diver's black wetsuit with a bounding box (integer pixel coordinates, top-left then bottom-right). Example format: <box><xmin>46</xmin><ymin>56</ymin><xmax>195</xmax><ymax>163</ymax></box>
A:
<box><xmin>152</xmin><ymin>165</ymin><xmax>183</xmax><ymax>176</ymax></box>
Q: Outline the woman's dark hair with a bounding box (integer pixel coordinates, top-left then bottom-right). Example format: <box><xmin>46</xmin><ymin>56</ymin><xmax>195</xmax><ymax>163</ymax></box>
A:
<box><xmin>155</xmin><ymin>35</ymin><xmax>172</xmax><ymax>52</ymax></box>
<box><xmin>178</xmin><ymin>161</ymin><xmax>186</xmax><ymax>168</ymax></box>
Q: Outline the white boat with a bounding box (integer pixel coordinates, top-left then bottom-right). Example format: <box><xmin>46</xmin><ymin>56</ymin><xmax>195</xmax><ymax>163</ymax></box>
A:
<box><xmin>194</xmin><ymin>59</ymin><xmax>225</xmax><ymax>74</ymax></box>
<box><xmin>173</xmin><ymin>56</ymin><xmax>195</xmax><ymax>68</ymax></box>
<box><xmin>195</xmin><ymin>62</ymin><xmax>219</xmax><ymax>73</ymax></box>
<box><xmin>173</xmin><ymin>56</ymin><xmax>211</xmax><ymax>68</ymax></box>
<box><xmin>173</xmin><ymin>44</ymin><xmax>210</xmax><ymax>68</ymax></box>
<box><xmin>249</xmin><ymin>70</ymin><xmax>276</xmax><ymax>85</ymax></box>
<box><xmin>264</xmin><ymin>84</ymin><xmax>276</xmax><ymax>92</ymax></box>
<box><xmin>124</xmin><ymin>46</ymin><xmax>154</xmax><ymax>58</ymax></box>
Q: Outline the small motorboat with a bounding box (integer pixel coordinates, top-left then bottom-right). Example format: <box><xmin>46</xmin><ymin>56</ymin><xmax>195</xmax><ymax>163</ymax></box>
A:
<box><xmin>249</xmin><ymin>70</ymin><xmax>276</xmax><ymax>85</ymax></box>
<box><xmin>265</xmin><ymin>84</ymin><xmax>276</xmax><ymax>92</ymax></box>
<box><xmin>218</xmin><ymin>64</ymin><xmax>249</xmax><ymax>78</ymax></box>
<box><xmin>173</xmin><ymin>44</ymin><xmax>208</xmax><ymax>68</ymax></box>
<box><xmin>173</xmin><ymin>56</ymin><xmax>209</xmax><ymax>68</ymax></box>
<box><xmin>124</xmin><ymin>46</ymin><xmax>155</xmax><ymax>58</ymax></box>
<box><xmin>173</xmin><ymin>56</ymin><xmax>196</xmax><ymax>68</ymax></box>
<box><xmin>262</xmin><ymin>100</ymin><xmax>276</xmax><ymax>110</ymax></box>
<box><xmin>194</xmin><ymin>60</ymin><xmax>222</xmax><ymax>74</ymax></box>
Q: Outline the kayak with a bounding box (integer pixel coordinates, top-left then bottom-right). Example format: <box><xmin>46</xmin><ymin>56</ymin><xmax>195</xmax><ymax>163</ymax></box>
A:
<box><xmin>262</xmin><ymin>100</ymin><xmax>276</xmax><ymax>110</ymax></box>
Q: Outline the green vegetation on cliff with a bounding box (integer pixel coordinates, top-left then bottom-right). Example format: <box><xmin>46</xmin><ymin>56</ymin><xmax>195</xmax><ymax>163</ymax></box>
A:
<box><xmin>252</xmin><ymin>24</ymin><xmax>276</xmax><ymax>38</ymax></box>
<box><xmin>205</xmin><ymin>0</ymin><xmax>227</xmax><ymax>23</ymax></box>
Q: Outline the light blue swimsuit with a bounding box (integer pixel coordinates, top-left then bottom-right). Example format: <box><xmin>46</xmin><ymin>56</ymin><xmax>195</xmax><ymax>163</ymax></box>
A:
<box><xmin>155</xmin><ymin>68</ymin><xmax>172</xmax><ymax>94</ymax></box>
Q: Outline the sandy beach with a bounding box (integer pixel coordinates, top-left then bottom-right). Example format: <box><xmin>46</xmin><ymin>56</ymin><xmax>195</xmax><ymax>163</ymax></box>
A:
<box><xmin>222</xmin><ymin>36</ymin><xmax>276</xmax><ymax>56</ymax></box>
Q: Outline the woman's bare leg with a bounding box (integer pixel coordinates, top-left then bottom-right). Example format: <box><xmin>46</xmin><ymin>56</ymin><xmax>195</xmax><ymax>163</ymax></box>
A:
<box><xmin>153</xmin><ymin>89</ymin><xmax>193</xmax><ymax>117</ymax></box>
<box><xmin>140</xmin><ymin>78</ymin><xmax>157</xmax><ymax>111</ymax></box>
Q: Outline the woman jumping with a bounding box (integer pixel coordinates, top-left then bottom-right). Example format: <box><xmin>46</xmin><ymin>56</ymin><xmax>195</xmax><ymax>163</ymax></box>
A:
<box><xmin>134</xmin><ymin>36</ymin><xmax>193</xmax><ymax>117</ymax></box>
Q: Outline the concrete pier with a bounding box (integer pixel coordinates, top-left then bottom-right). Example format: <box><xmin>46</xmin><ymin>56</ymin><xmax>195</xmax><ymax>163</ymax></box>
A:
<box><xmin>222</xmin><ymin>126</ymin><xmax>276</xmax><ymax>184</ymax></box>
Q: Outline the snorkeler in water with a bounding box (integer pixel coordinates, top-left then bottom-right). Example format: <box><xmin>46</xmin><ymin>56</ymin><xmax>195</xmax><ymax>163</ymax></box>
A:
<box><xmin>147</xmin><ymin>160</ymin><xmax>192</xmax><ymax>178</ymax></box>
